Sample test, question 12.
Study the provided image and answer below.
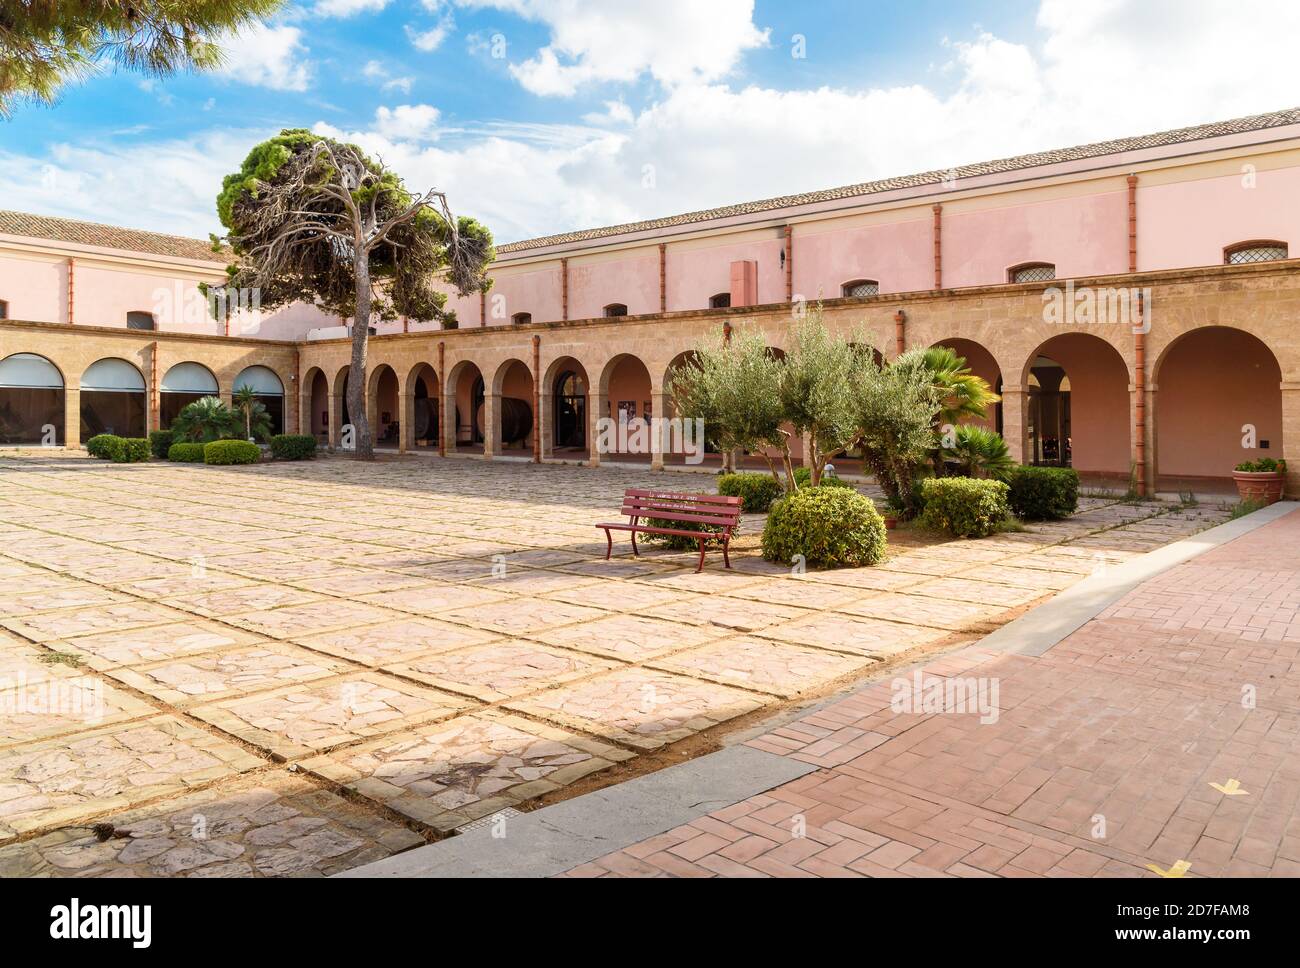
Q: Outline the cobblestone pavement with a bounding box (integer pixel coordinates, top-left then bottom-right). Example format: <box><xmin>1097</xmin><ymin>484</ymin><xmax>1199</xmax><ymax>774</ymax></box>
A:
<box><xmin>0</xmin><ymin>451</ymin><xmax>1231</xmax><ymax>876</ymax></box>
<box><xmin>564</xmin><ymin>508</ymin><xmax>1300</xmax><ymax>878</ymax></box>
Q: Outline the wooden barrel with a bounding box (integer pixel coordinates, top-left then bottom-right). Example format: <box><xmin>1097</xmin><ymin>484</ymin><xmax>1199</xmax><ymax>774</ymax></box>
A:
<box><xmin>413</xmin><ymin>398</ymin><xmax>437</xmax><ymax>439</ymax></box>
<box><xmin>476</xmin><ymin>396</ymin><xmax>532</xmax><ymax>445</ymax></box>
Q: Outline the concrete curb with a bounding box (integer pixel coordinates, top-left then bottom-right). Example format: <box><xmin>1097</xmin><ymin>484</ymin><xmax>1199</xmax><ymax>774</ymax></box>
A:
<box><xmin>981</xmin><ymin>501</ymin><xmax>1299</xmax><ymax>657</ymax></box>
<box><xmin>336</xmin><ymin>744</ymin><xmax>817</xmax><ymax>878</ymax></box>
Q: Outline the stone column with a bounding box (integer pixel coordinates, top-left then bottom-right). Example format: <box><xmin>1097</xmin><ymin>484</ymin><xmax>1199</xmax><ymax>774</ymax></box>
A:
<box><xmin>650</xmin><ymin>389</ymin><xmax>667</xmax><ymax>470</ymax></box>
<box><xmin>1141</xmin><ymin>383</ymin><xmax>1159</xmax><ymax>494</ymax></box>
<box><xmin>64</xmin><ymin>386</ymin><xmax>81</xmax><ymax>448</ymax></box>
<box><xmin>1001</xmin><ymin>386</ymin><xmax>1028</xmax><ymax>465</ymax></box>
<box><xmin>483</xmin><ymin>392</ymin><xmax>499</xmax><ymax>459</ymax></box>
<box><xmin>327</xmin><ymin>389</ymin><xmax>340</xmax><ymax>452</ymax></box>
<box><xmin>588</xmin><ymin>386</ymin><xmax>605</xmax><ymax>467</ymax></box>
<box><xmin>398</xmin><ymin>391</ymin><xmax>413</xmax><ymax>454</ymax></box>
<box><xmin>537</xmin><ymin>378</ymin><xmax>553</xmax><ymax>460</ymax></box>
<box><xmin>440</xmin><ymin>388</ymin><xmax>456</xmax><ymax>454</ymax></box>
<box><xmin>1282</xmin><ymin>380</ymin><xmax>1300</xmax><ymax>498</ymax></box>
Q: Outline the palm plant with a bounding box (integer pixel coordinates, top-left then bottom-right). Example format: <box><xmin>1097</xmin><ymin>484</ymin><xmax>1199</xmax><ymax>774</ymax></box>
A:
<box><xmin>232</xmin><ymin>385</ymin><xmax>258</xmax><ymax>441</ymax></box>
<box><xmin>922</xmin><ymin>346</ymin><xmax>1000</xmax><ymax>427</ymax></box>
<box><xmin>943</xmin><ymin>425</ymin><xmax>1015</xmax><ymax>481</ymax></box>
<box><xmin>170</xmin><ymin>396</ymin><xmax>237</xmax><ymax>443</ymax></box>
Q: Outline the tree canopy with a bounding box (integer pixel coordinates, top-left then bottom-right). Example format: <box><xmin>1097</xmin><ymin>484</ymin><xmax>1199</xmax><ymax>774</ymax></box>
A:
<box><xmin>0</xmin><ymin>1</ymin><xmax>284</xmax><ymax>118</ymax></box>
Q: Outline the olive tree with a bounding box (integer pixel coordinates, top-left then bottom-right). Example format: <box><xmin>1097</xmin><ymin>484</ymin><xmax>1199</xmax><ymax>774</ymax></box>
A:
<box><xmin>215</xmin><ymin>129</ymin><xmax>493</xmax><ymax>459</ymax></box>
<box><xmin>853</xmin><ymin>348</ymin><xmax>943</xmax><ymax>516</ymax></box>
<box><xmin>779</xmin><ymin>311</ymin><xmax>867</xmax><ymax>486</ymax></box>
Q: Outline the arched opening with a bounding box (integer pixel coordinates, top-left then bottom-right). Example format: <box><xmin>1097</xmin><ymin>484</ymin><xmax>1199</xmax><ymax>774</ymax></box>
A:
<box><xmin>603</xmin><ymin>303</ymin><xmax>628</xmax><ymax>318</ymax></box>
<box><xmin>549</xmin><ymin>358</ymin><xmax>589</xmax><ymax>456</ymax></box>
<box><xmin>334</xmin><ymin>365</ymin><xmax>352</xmax><ymax>446</ymax></box>
<box><xmin>932</xmin><ymin>338</ymin><xmax>1003</xmax><ymax>434</ymax></box>
<box><xmin>842</xmin><ymin>279</ymin><xmax>880</xmax><ymax>298</ymax></box>
<box><xmin>80</xmin><ymin>358</ymin><xmax>146</xmax><ymax>439</ymax></box>
<box><xmin>599</xmin><ymin>354</ymin><xmax>652</xmax><ymax>462</ymax></box>
<box><xmin>1009</xmin><ymin>262</ymin><xmax>1056</xmax><ymax>284</ymax></box>
<box><xmin>233</xmin><ymin>365</ymin><xmax>285</xmax><ymax>436</ymax></box>
<box><xmin>305</xmin><ymin>368</ymin><xmax>329</xmax><ymax>443</ymax></box>
<box><xmin>511</xmin><ymin>312</ymin><xmax>532</xmax><ymax>326</ymax></box>
<box><xmin>447</xmin><ymin>361</ymin><xmax>485</xmax><ymax>452</ymax></box>
<box><xmin>126</xmin><ymin>310</ymin><xmax>156</xmax><ymax>331</ymax></box>
<box><xmin>408</xmin><ymin>362</ymin><xmax>439</xmax><ymax>450</ymax></box>
<box><xmin>1155</xmin><ymin>326</ymin><xmax>1283</xmax><ymax>492</ymax></box>
<box><xmin>662</xmin><ymin>350</ymin><xmax>720</xmax><ymax>468</ymax></box>
<box><xmin>369</xmin><ymin>364</ymin><xmax>399</xmax><ymax>446</ymax></box>
<box><xmin>492</xmin><ymin>359</ymin><xmax>534</xmax><ymax>452</ymax></box>
<box><xmin>709</xmin><ymin>292</ymin><xmax>731</xmax><ymax>309</ymax></box>
<box><xmin>1021</xmin><ymin>333</ymin><xmax>1129</xmax><ymax>480</ymax></box>
<box><xmin>160</xmin><ymin>362</ymin><xmax>218</xmax><ymax>428</ymax></box>
<box><xmin>0</xmin><ymin>353</ymin><xmax>64</xmax><ymax>445</ymax></box>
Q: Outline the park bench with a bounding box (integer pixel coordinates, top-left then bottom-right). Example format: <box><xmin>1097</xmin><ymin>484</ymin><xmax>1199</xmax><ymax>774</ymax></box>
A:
<box><xmin>596</xmin><ymin>488</ymin><xmax>744</xmax><ymax>572</ymax></box>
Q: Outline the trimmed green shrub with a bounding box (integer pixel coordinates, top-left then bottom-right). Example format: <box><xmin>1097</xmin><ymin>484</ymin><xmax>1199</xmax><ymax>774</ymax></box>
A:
<box><xmin>1235</xmin><ymin>457</ymin><xmax>1287</xmax><ymax>473</ymax></box>
<box><xmin>1007</xmin><ymin>466</ymin><xmax>1079</xmax><ymax>520</ymax></box>
<box><xmin>148</xmin><ymin>430</ymin><xmax>175</xmax><ymax>459</ymax></box>
<box><xmin>167</xmin><ymin>442</ymin><xmax>206</xmax><ymax>462</ymax></box>
<box><xmin>270</xmin><ymin>434</ymin><xmax>317</xmax><ymax>461</ymax></box>
<box><xmin>113</xmin><ymin>438</ymin><xmax>150</xmax><ymax>463</ymax></box>
<box><xmin>204</xmin><ymin>440</ymin><xmax>261</xmax><ymax>465</ymax></box>
<box><xmin>762</xmin><ymin>485</ymin><xmax>887</xmax><ymax>568</ymax></box>
<box><xmin>717</xmin><ymin>472</ymin><xmax>782</xmax><ymax>513</ymax></box>
<box><xmin>919</xmin><ymin>477</ymin><xmax>1010</xmax><ymax>538</ymax></box>
<box><xmin>85</xmin><ymin>434</ymin><xmax>124</xmax><ymax>460</ymax></box>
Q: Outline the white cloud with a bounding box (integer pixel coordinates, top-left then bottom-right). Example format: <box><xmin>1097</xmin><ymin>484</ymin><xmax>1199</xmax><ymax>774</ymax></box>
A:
<box><xmin>314</xmin><ymin>0</ymin><xmax>390</xmax><ymax>16</ymax></box>
<box><xmin>461</xmin><ymin>0</ymin><xmax>769</xmax><ymax>95</ymax></box>
<box><xmin>373</xmin><ymin>104</ymin><xmax>442</xmax><ymax>141</ymax></box>
<box><xmin>406</xmin><ymin>15</ymin><xmax>455</xmax><ymax>52</ymax></box>
<box><xmin>217</xmin><ymin>24</ymin><xmax>311</xmax><ymax>91</ymax></box>
<box><xmin>581</xmin><ymin>100</ymin><xmax>633</xmax><ymax>126</ymax></box>
<box><xmin>383</xmin><ymin>77</ymin><xmax>414</xmax><ymax>94</ymax></box>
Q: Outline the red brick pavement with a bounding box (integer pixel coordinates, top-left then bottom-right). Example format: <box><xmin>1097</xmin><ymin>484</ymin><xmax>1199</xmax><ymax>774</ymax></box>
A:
<box><xmin>562</xmin><ymin>509</ymin><xmax>1300</xmax><ymax>878</ymax></box>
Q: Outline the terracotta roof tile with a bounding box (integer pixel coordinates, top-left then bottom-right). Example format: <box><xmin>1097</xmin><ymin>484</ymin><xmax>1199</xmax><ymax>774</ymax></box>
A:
<box><xmin>0</xmin><ymin>210</ymin><xmax>227</xmax><ymax>263</ymax></box>
<box><xmin>496</xmin><ymin>107</ymin><xmax>1300</xmax><ymax>254</ymax></box>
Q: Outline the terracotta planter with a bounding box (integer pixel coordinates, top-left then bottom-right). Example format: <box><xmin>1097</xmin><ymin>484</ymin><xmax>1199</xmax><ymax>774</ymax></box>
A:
<box><xmin>883</xmin><ymin>515</ymin><xmax>898</xmax><ymax>531</ymax></box>
<box><xmin>1232</xmin><ymin>470</ymin><xmax>1286</xmax><ymax>505</ymax></box>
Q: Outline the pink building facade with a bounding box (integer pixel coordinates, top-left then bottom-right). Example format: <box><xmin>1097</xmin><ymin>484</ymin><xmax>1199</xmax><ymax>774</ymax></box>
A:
<box><xmin>3</xmin><ymin>109</ymin><xmax>1300</xmax><ymax>494</ymax></box>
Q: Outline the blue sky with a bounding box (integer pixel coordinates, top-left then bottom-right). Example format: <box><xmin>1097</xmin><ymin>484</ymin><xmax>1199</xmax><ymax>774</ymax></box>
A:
<box><xmin>2</xmin><ymin>0</ymin><xmax>1297</xmax><ymax>244</ymax></box>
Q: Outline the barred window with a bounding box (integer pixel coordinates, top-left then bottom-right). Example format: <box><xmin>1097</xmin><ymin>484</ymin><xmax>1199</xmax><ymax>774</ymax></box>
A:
<box><xmin>0</xmin><ymin>299</ymin><xmax>7</xmax><ymax>320</ymax></box>
<box><xmin>709</xmin><ymin>292</ymin><xmax>731</xmax><ymax>308</ymax></box>
<box><xmin>1225</xmin><ymin>242</ymin><xmax>1288</xmax><ymax>264</ymax></box>
<box><xmin>511</xmin><ymin>312</ymin><xmax>532</xmax><ymax>325</ymax></box>
<box><xmin>126</xmin><ymin>310</ymin><xmax>156</xmax><ymax>330</ymax></box>
<box><xmin>603</xmin><ymin>303</ymin><xmax>628</xmax><ymax>318</ymax></box>
<box><xmin>842</xmin><ymin>279</ymin><xmax>879</xmax><ymax>298</ymax></box>
<box><xmin>1010</xmin><ymin>263</ymin><xmax>1055</xmax><ymax>283</ymax></box>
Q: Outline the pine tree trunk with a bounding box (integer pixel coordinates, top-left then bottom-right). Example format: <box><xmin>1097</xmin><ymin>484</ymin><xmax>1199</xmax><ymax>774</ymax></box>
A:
<box><xmin>348</xmin><ymin>256</ymin><xmax>374</xmax><ymax>460</ymax></box>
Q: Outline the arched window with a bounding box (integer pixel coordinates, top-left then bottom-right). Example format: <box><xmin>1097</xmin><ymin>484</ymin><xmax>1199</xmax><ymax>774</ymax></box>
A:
<box><xmin>80</xmin><ymin>358</ymin><xmax>146</xmax><ymax>439</ymax></box>
<box><xmin>842</xmin><ymin>279</ymin><xmax>879</xmax><ymax>298</ymax></box>
<box><xmin>160</xmin><ymin>362</ymin><xmax>219</xmax><ymax>428</ymax></box>
<box><xmin>234</xmin><ymin>365</ymin><xmax>286</xmax><ymax>436</ymax></box>
<box><xmin>709</xmin><ymin>292</ymin><xmax>731</xmax><ymax>309</ymax></box>
<box><xmin>511</xmin><ymin>311</ymin><xmax>532</xmax><ymax>326</ymax></box>
<box><xmin>1224</xmin><ymin>241</ymin><xmax>1288</xmax><ymax>264</ymax></box>
<box><xmin>126</xmin><ymin>310</ymin><xmax>156</xmax><ymax>330</ymax></box>
<box><xmin>603</xmin><ymin>303</ymin><xmax>628</xmax><ymax>318</ymax></box>
<box><xmin>1009</xmin><ymin>262</ymin><xmax>1056</xmax><ymax>284</ymax></box>
<box><xmin>0</xmin><ymin>299</ymin><xmax>8</xmax><ymax>320</ymax></box>
<box><xmin>0</xmin><ymin>353</ymin><xmax>64</xmax><ymax>444</ymax></box>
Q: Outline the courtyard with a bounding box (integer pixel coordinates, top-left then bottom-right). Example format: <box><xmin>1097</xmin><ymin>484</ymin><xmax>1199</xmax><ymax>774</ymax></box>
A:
<box><xmin>0</xmin><ymin>451</ymin><xmax>1235</xmax><ymax>877</ymax></box>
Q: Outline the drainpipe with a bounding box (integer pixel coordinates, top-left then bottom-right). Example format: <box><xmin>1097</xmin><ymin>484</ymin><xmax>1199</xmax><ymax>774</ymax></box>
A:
<box><xmin>783</xmin><ymin>226</ymin><xmax>793</xmax><ymax>302</ymax></box>
<box><xmin>437</xmin><ymin>340</ymin><xmax>447</xmax><ymax>457</ymax></box>
<box><xmin>722</xmin><ymin>320</ymin><xmax>733</xmax><ymax>344</ymax></box>
<box><xmin>479</xmin><ymin>291</ymin><xmax>486</xmax><ymax>327</ymax></box>
<box><xmin>932</xmin><ymin>204</ymin><xmax>943</xmax><ymax>289</ymax></box>
<box><xmin>560</xmin><ymin>258</ymin><xmax>569</xmax><ymax>321</ymax></box>
<box><xmin>658</xmin><ymin>243</ymin><xmax>667</xmax><ymax>313</ymax></box>
<box><xmin>1129</xmin><ymin>174</ymin><xmax>1146</xmax><ymax>497</ymax></box>
<box><xmin>894</xmin><ymin>309</ymin><xmax>906</xmax><ymax>357</ymax></box>
<box><xmin>532</xmin><ymin>334</ymin><xmax>541</xmax><ymax>463</ymax></box>
<box><xmin>149</xmin><ymin>341</ymin><xmax>159</xmax><ymax>432</ymax></box>
<box><xmin>293</xmin><ymin>347</ymin><xmax>302</xmax><ymax>434</ymax></box>
<box><xmin>66</xmin><ymin>258</ymin><xmax>75</xmax><ymax>324</ymax></box>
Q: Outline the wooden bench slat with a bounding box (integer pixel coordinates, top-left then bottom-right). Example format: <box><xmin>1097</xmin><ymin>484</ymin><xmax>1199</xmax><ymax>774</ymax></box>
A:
<box><xmin>597</xmin><ymin>487</ymin><xmax>742</xmax><ymax>573</ymax></box>
<box><xmin>624</xmin><ymin>489</ymin><xmax>741</xmax><ymax>505</ymax></box>
<box><xmin>617</xmin><ymin>507</ymin><xmax>739</xmax><ymax>527</ymax></box>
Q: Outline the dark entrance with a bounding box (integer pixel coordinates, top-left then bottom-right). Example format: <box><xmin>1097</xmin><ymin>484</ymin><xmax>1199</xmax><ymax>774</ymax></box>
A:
<box><xmin>553</xmin><ymin>370</ymin><xmax>586</xmax><ymax>450</ymax></box>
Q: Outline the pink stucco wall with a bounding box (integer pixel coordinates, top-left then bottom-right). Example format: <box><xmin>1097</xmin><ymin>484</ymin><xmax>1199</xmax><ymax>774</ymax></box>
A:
<box><xmin>0</xmin><ymin>255</ymin><xmax>66</xmax><ymax>322</ymax></box>
<box><xmin>570</xmin><ymin>254</ymin><xmax>657</xmax><ymax>319</ymax></box>
<box><xmin>666</xmin><ymin>236</ymin><xmax>785</xmax><ymax>311</ymax></box>
<box><xmin>793</xmin><ymin>216</ymin><xmax>933</xmax><ymax>298</ymax></box>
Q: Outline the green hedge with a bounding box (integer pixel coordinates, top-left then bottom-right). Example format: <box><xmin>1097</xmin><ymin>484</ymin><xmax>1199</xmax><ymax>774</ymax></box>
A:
<box><xmin>761</xmin><ymin>485</ymin><xmax>887</xmax><ymax>569</ymax></box>
<box><xmin>204</xmin><ymin>440</ymin><xmax>261</xmax><ymax>465</ymax></box>
<box><xmin>114</xmin><ymin>438</ymin><xmax>150</xmax><ymax>463</ymax></box>
<box><xmin>167</xmin><ymin>442</ymin><xmax>206</xmax><ymax>462</ymax></box>
<box><xmin>85</xmin><ymin>434</ymin><xmax>123</xmax><ymax>460</ymax></box>
<box><xmin>919</xmin><ymin>478</ymin><xmax>1010</xmax><ymax>538</ymax></box>
<box><xmin>1007</xmin><ymin>466</ymin><xmax>1079</xmax><ymax>520</ymax></box>
<box><xmin>717</xmin><ymin>473</ymin><xmax>783</xmax><ymax>513</ymax></box>
<box><xmin>269</xmin><ymin>434</ymin><xmax>317</xmax><ymax>460</ymax></box>
<box><xmin>148</xmin><ymin>430</ymin><xmax>175</xmax><ymax>460</ymax></box>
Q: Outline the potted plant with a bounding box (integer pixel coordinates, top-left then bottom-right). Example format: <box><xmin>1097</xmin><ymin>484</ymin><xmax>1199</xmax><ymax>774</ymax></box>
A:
<box><xmin>1232</xmin><ymin>458</ymin><xmax>1288</xmax><ymax>505</ymax></box>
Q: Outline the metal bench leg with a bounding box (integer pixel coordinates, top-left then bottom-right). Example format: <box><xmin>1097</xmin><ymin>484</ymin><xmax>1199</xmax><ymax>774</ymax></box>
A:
<box><xmin>630</xmin><ymin>529</ymin><xmax>640</xmax><ymax>557</ymax></box>
<box><xmin>695</xmin><ymin>537</ymin><xmax>707</xmax><ymax>573</ymax></box>
<box><xmin>722</xmin><ymin>535</ymin><xmax>732</xmax><ymax>569</ymax></box>
<box><xmin>603</xmin><ymin>528</ymin><xmax>612</xmax><ymax>560</ymax></box>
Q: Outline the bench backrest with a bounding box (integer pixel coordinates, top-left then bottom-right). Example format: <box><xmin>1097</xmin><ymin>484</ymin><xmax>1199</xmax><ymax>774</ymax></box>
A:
<box><xmin>621</xmin><ymin>488</ymin><xmax>743</xmax><ymax>530</ymax></box>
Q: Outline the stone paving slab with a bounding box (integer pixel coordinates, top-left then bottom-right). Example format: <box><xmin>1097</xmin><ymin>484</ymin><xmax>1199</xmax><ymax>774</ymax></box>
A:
<box><xmin>51</xmin><ymin>620</ymin><xmax>266</xmax><ymax>671</ymax></box>
<box><xmin>293</xmin><ymin>616</ymin><xmax>500</xmax><ymax>667</ymax></box>
<box><xmin>387</xmin><ymin>640</ymin><xmax>621</xmax><ymax>702</ymax></box>
<box><xmin>105</xmin><ymin>642</ymin><xmax>347</xmax><ymax>706</ymax></box>
<box><xmin>0</xmin><ymin>715</ymin><xmax>262</xmax><ymax>843</ymax></box>
<box><xmin>299</xmin><ymin>710</ymin><xmax>634</xmax><ymax>831</ymax></box>
<box><xmin>0</xmin><ymin>772</ymin><xmax>424</xmax><ymax>878</ymax></box>
<box><xmin>191</xmin><ymin>672</ymin><xmax>476</xmax><ymax>760</ymax></box>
